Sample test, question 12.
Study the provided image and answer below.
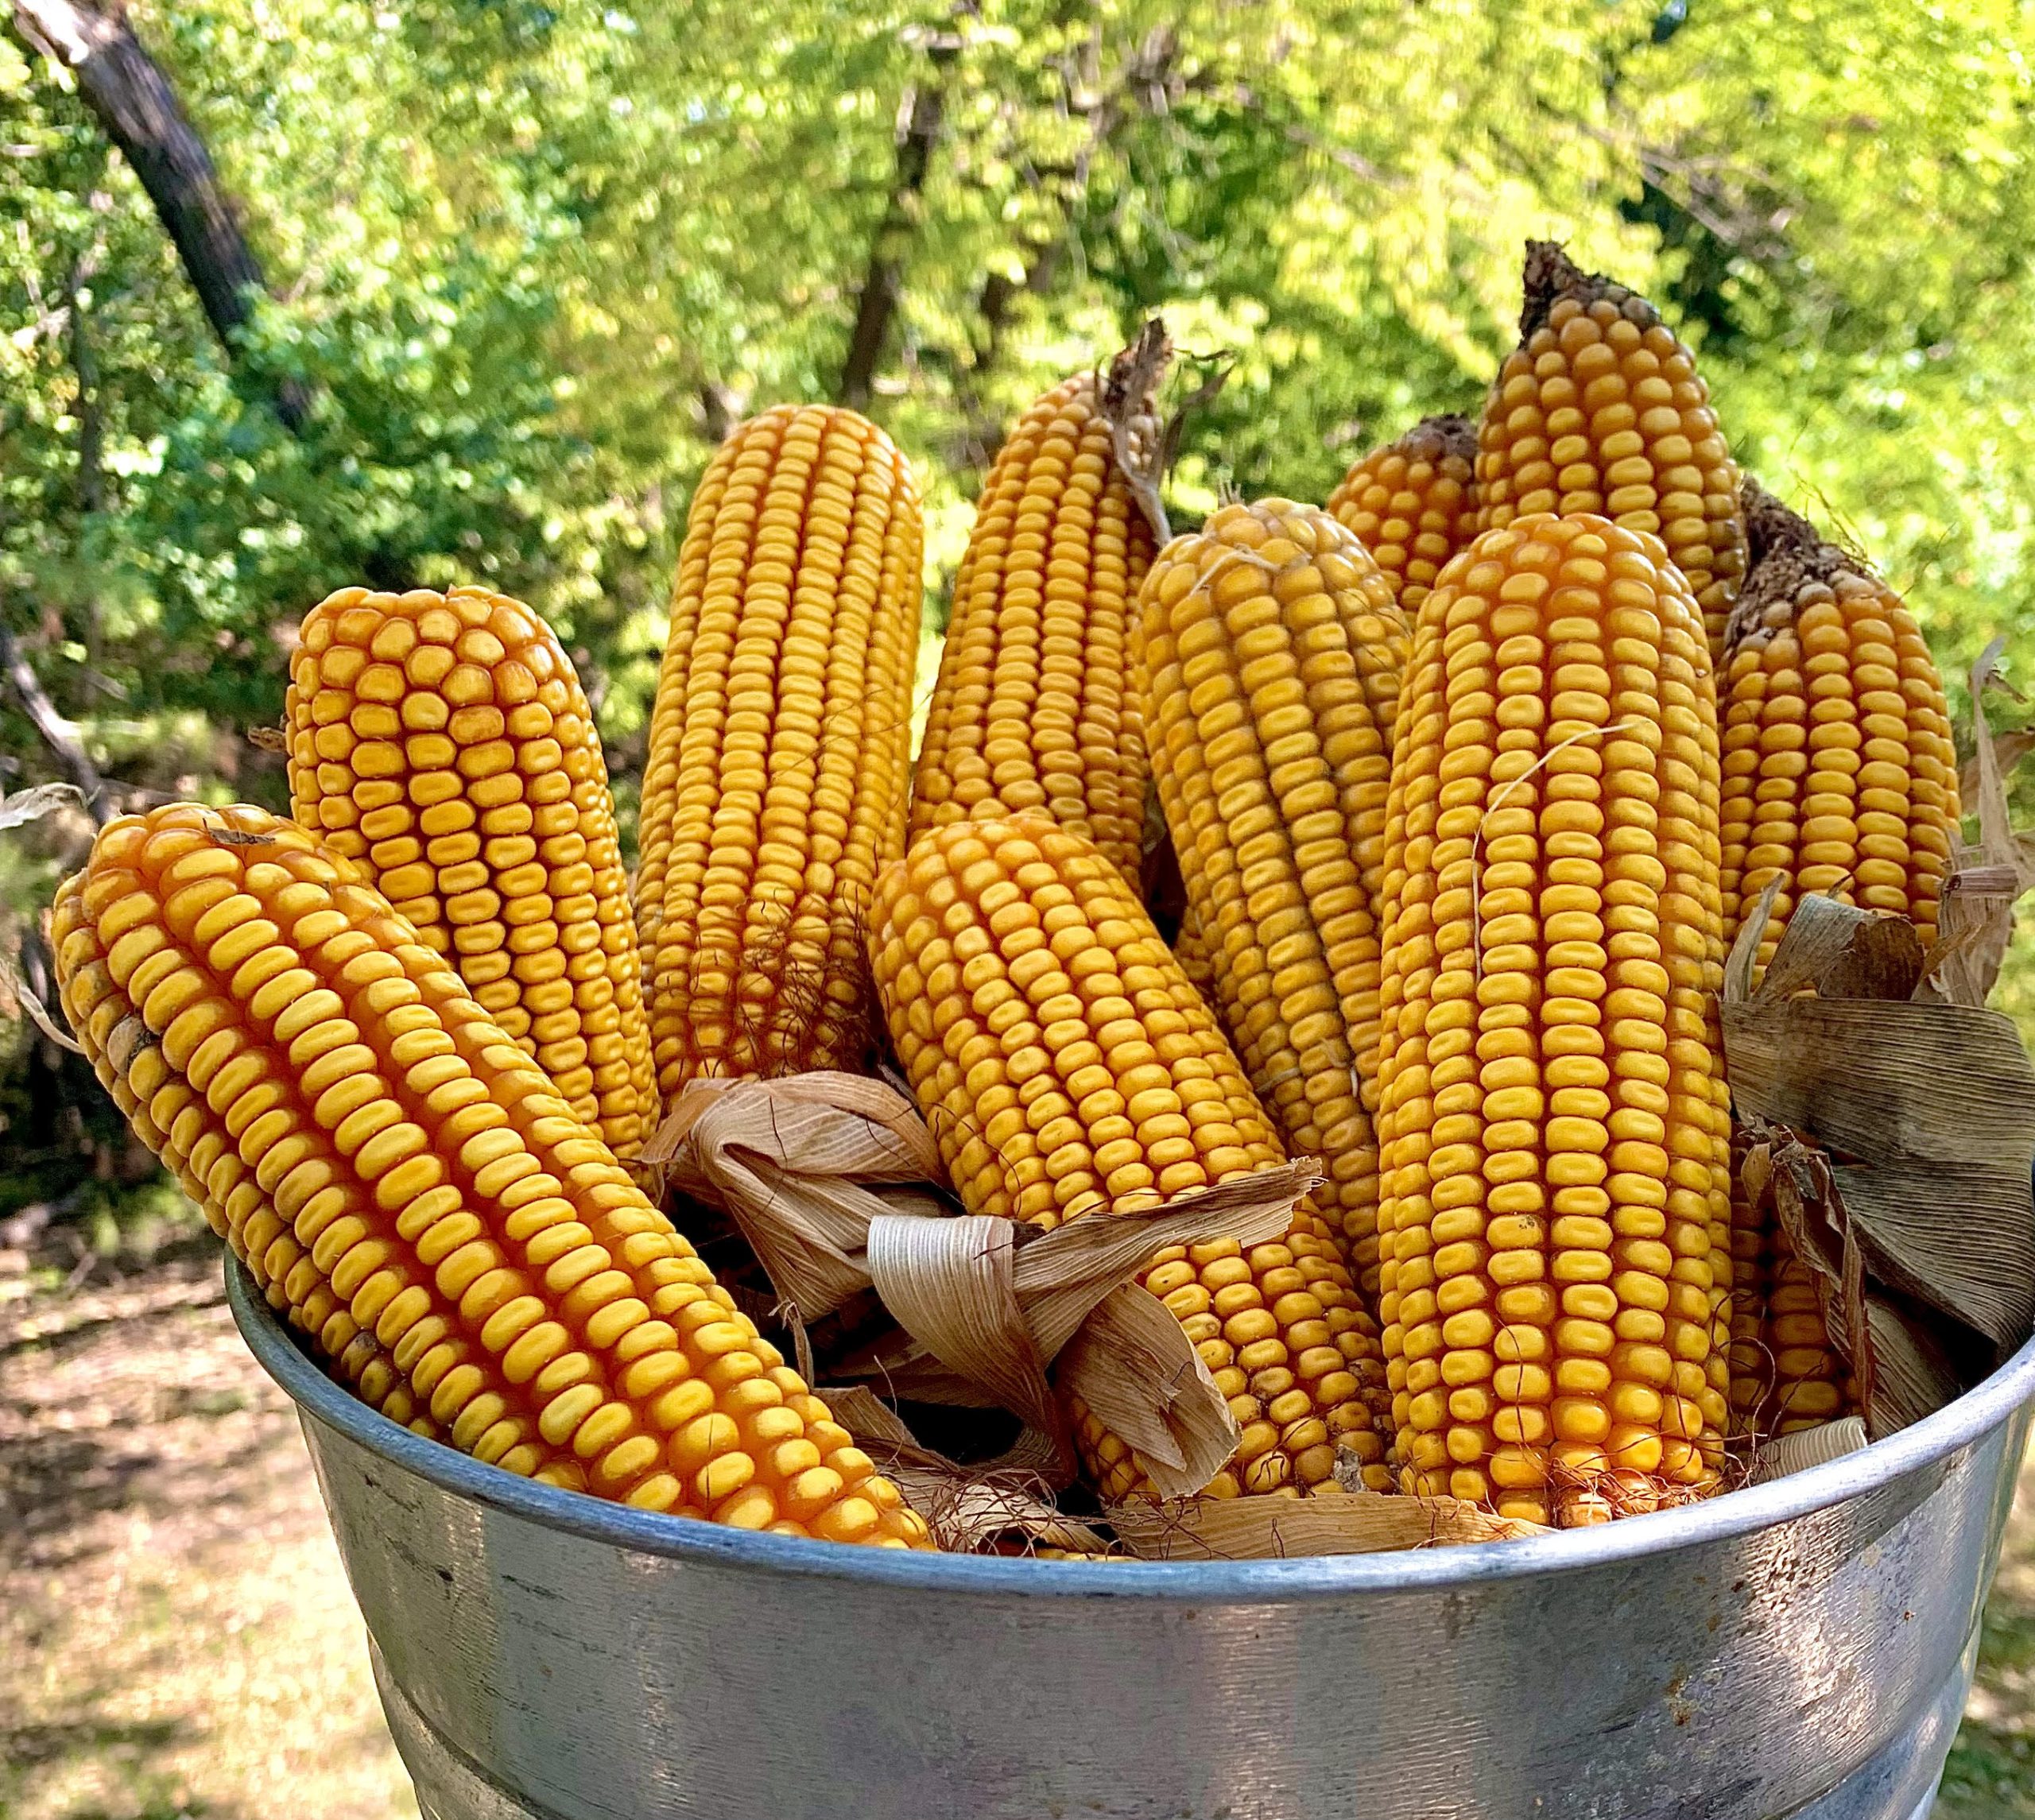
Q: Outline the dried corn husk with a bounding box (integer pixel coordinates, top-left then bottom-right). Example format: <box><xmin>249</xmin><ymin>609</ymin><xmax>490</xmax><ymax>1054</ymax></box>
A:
<box><xmin>635</xmin><ymin>1074</ymin><xmax>1324</xmax><ymax>1498</ymax></box>
<box><xmin>1933</xmin><ymin>639</ymin><xmax>2035</xmax><ymax>1009</ymax></box>
<box><xmin>1106</xmin><ymin>1490</ymin><xmax>1545</xmax><ymax>1560</ymax></box>
<box><xmin>1751</xmin><ymin>1417</ymin><xmax>1870</xmax><ymax>1485</ymax></box>
<box><xmin>1723</xmin><ymin>857</ymin><xmax>2035</xmax><ymax>1435</ymax></box>
<box><xmin>816</xmin><ymin>1388</ymin><xmax>1114</xmax><ymax>1556</ymax></box>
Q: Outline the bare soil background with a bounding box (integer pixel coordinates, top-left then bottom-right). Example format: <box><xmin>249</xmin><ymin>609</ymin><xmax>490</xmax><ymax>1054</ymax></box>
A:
<box><xmin>2</xmin><ymin>1230</ymin><xmax>2029</xmax><ymax>1820</ymax></box>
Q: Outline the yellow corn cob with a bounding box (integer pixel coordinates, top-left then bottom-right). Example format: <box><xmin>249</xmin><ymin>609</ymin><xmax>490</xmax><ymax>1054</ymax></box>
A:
<box><xmin>1375</xmin><ymin>513</ymin><xmax>1733</xmax><ymax>1527</ymax></box>
<box><xmin>52</xmin><ymin>803</ymin><xmax>928</xmax><ymax>1546</ymax></box>
<box><xmin>285</xmin><ymin>585</ymin><xmax>656</xmax><ymax>1159</ymax></box>
<box><xmin>1727</xmin><ymin>1131</ymin><xmax>1855</xmax><ymax>1436</ymax></box>
<box><xmin>1172</xmin><ymin>903</ymin><xmax>1217</xmax><ymax>1005</ymax></box>
<box><xmin>1326</xmin><ymin>413</ymin><xmax>1479</xmax><ymax>613</ymax></box>
<box><xmin>909</xmin><ymin>357</ymin><xmax>1162</xmax><ymax>881</ymax></box>
<box><xmin>1760</xmin><ymin>1236</ymin><xmax>1855</xmax><ymax>1432</ymax></box>
<box><xmin>1719</xmin><ymin>481</ymin><xmax>1959</xmax><ymax>981</ymax></box>
<box><xmin>868</xmin><ymin>815</ymin><xmax>1392</xmax><ymax>1499</ymax></box>
<box><xmin>634</xmin><ymin>405</ymin><xmax>922</xmax><ymax>1099</ymax></box>
<box><xmin>1476</xmin><ymin>242</ymin><xmax>1746</xmax><ymax>657</ymax></box>
<box><xmin>1724</xmin><ymin>1129</ymin><xmax>1766</xmax><ymax>1420</ymax></box>
<box><xmin>1138</xmin><ymin>500</ymin><xmax>1409</xmax><ymax>1299</ymax></box>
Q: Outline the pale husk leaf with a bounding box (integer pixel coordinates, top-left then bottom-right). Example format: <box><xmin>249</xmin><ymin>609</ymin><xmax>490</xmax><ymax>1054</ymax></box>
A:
<box><xmin>642</xmin><ymin>1074</ymin><xmax>1324</xmax><ymax>1498</ymax></box>
<box><xmin>1052</xmin><ymin>1284</ymin><xmax>1235</xmax><ymax>1498</ymax></box>
<box><xmin>0</xmin><ymin>780</ymin><xmax>84</xmax><ymax>831</ymax></box>
<box><xmin>815</xmin><ymin>1388</ymin><xmax>1113</xmax><ymax>1555</ymax></box>
<box><xmin>1106</xmin><ymin>1492</ymin><xmax>1545</xmax><ymax>1560</ymax></box>
<box><xmin>1750</xmin><ymin>1418</ymin><xmax>1868</xmax><ymax>1485</ymax></box>
<box><xmin>1933</xmin><ymin>637</ymin><xmax>2035</xmax><ymax>1008</ymax></box>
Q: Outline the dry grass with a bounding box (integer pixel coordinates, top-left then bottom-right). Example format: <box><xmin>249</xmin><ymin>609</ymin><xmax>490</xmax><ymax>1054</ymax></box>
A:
<box><xmin>1</xmin><ymin>1233</ymin><xmax>2029</xmax><ymax>1819</ymax></box>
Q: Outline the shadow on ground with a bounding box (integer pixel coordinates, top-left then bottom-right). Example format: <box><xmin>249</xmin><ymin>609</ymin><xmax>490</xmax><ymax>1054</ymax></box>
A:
<box><xmin>0</xmin><ymin>1241</ymin><xmax>416</xmax><ymax>1820</ymax></box>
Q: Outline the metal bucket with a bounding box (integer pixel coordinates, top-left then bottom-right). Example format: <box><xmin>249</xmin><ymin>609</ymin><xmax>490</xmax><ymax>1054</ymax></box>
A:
<box><xmin>228</xmin><ymin>1260</ymin><xmax>2033</xmax><ymax>1820</ymax></box>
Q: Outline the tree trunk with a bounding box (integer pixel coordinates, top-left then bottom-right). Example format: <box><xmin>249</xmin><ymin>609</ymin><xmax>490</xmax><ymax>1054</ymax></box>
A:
<box><xmin>838</xmin><ymin>31</ymin><xmax>960</xmax><ymax>412</ymax></box>
<box><xmin>10</xmin><ymin>0</ymin><xmax>308</xmax><ymax>430</ymax></box>
<box><xmin>0</xmin><ymin>615</ymin><xmax>115</xmax><ymax>823</ymax></box>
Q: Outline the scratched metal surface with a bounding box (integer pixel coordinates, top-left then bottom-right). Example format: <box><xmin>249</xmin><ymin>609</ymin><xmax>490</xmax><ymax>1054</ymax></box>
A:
<box><xmin>229</xmin><ymin>1261</ymin><xmax>2035</xmax><ymax>1820</ymax></box>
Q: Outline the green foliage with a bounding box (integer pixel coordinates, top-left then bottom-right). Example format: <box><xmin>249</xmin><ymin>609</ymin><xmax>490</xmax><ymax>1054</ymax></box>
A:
<box><xmin>6</xmin><ymin>0</ymin><xmax>2035</xmax><ymax>979</ymax></box>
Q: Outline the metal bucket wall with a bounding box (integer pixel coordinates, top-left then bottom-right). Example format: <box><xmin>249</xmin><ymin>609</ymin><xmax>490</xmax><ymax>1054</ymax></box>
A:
<box><xmin>228</xmin><ymin>1262</ymin><xmax>2033</xmax><ymax>1820</ymax></box>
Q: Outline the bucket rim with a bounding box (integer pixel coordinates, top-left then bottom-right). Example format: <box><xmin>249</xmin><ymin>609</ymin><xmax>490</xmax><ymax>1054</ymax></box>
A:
<box><xmin>229</xmin><ymin>1256</ymin><xmax>2035</xmax><ymax>1601</ymax></box>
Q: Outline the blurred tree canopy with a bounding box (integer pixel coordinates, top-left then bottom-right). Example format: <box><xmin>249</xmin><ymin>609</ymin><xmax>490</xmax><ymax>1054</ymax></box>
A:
<box><xmin>3</xmin><ymin>0</ymin><xmax>2035</xmax><ymax>1196</ymax></box>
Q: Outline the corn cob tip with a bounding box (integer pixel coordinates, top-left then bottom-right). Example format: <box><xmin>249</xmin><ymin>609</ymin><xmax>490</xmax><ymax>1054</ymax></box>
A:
<box><xmin>1518</xmin><ymin>239</ymin><xmax>1661</xmax><ymax>338</ymax></box>
<box><xmin>1409</xmin><ymin>412</ymin><xmax>1478</xmax><ymax>463</ymax></box>
<box><xmin>1738</xmin><ymin>477</ymin><xmax>1827</xmax><ymax>569</ymax></box>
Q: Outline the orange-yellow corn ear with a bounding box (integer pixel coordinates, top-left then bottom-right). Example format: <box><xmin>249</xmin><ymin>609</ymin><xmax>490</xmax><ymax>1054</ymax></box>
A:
<box><xmin>1376</xmin><ymin>513</ymin><xmax>1734</xmax><ymax>1528</ymax></box>
<box><xmin>285</xmin><ymin>584</ymin><xmax>656</xmax><ymax>1158</ymax></box>
<box><xmin>1726</xmin><ymin>1129</ymin><xmax>1855</xmax><ymax>1436</ymax></box>
<box><xmin>910</xmin><ymin>367</ymin><xmax>1161</xmax><ymax>882</ymax></box>
<box><xmin>1171</xmin><ymin>902</ymin><xmax>1218</xmax><ymax>1006</ymax></box>
<box><xmin>1475</xmin><ymin>242</ymin><xmax>1746</xmax><ymax>659</ymax></box>
<box><xmin>1327</xmin><ymin>413</ymin><xmax>1479</xmax><ymax>612</ymax></box>
<box><xmin>634</xmin><ymin>405</ymin><xmax>923</xmax><ymax>1102</ymax></box>
<box><xmin>1719</xmin><ymin>480</ymin><xmax>1959</xmax><ymax>983</ymax></box>
<box><xmin>51</xmin><ymin>804</ymin><xmax>929</xmax><ymax>1545</ymax></box>
<box><xmin>868</xmin><ymin>815</ymin><xmax>1393</xmax><ymax>1500</ymax></box>
<box><xmin>1138</xmin><ymin>500</ymin><xmax>1409</xmax><ymax>1300</ymax></box>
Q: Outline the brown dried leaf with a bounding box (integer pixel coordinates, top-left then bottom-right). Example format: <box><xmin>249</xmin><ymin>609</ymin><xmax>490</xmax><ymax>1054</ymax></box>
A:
<box><xmin>0</xmin><ymin>951</ymin><xmax>85</xmax><ymax>1055</ymax></box>
<box><xmin>815</xmin><ymin>1389</ymin><xmax>1111</xmax><ymax>1555</ymax></box>
<box><xmin>1934</xmin><ymin>637</ymin><xmax>2035</xmax><ymax>1008</ymax></box>
<box><xmin>1957</xmin><ymin>727</ymin><xmax>2035</xmax><ymax>812</ymax></box>
<box><xmin>648</xmin><ymin>1075</ymin><xmax>1324</xmax><ymax>1499</ymax></box>
<box><xmin>0</xmin><ymin>780</ymin><xmax>84</xmax><ymax>831</ymax></box>
<box><xmin>1053</xmin><ymin>1284</ymin><xmax>1234</xmax><ymax>1498</ymax></box>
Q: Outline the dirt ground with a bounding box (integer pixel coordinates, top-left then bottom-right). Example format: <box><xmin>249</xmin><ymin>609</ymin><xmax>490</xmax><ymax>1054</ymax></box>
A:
<box><xmin>2</xmin><ymin>1239</ymin><xmax>2032</xmax><ymax>1820</ymax></box>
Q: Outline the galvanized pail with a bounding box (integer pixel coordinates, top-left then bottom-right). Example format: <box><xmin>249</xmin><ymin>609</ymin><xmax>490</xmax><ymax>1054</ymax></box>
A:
<box><xmin>228</xmin><ymin>1260</ymin><xmax>2033</xmax><ymax>1820</ymax></box>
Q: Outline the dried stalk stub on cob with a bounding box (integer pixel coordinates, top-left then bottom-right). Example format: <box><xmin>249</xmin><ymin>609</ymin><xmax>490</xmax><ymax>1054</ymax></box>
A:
<box><xmin>1476</xmin><ymin>242</ymin><xmax>1746</xmax><ymax>658</ymax></box>
<box><xmin>868</xmin><ymin>815</ymin><xmax>1393</xmax><ymax>1499</ymax></box>
<box><xmin>634</xmin><ymin>405</ymin><xmax>922</xmax><ymax>1101</ymax></box>
<box><xmin>53</xmin><ymin>804</ymin><xmax>928</xmax><ymax>1547</ymax></box>
<box><xmin>1327</xmin><ymin>413</ymin><xmax>1480</xmax><ymax>613</ymax></box>
<box><xmin>1376</xmin><ymin>514</ymin><xmax>1734</xmax><ymax>1527</ymax></box>
<box><xmin>1719</xmin><ymin>481</ymin><xmax>1959</xmax><ymax>982</ymax></box>
<box><xmin>1138</xmin><ymin>500</ymin><xmax>1409</xmax><ymax>1300</ymax></box>
<box><xmin>286</xmin><ymin>584</ymin><xmax>657</xmax><ymax>1158</ymax></box>
<box><xmin>909</xmin><ymin>337</ymin><xmax>1167</xmax><ymax>883</ymax></box>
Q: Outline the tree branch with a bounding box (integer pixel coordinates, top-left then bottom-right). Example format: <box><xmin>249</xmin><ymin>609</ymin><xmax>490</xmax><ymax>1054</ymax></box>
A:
<box><xmin>0</xmin><ymin>616</ymin><xmax>114</xmax><ymax>823</ymax></box>
<box><xmin>838</xmin><ymin>29</ymin><xmax>961</xmax><ymax>411</ymax></box>
<box><xmin>10</xmin><ymin>0</ymin><xmax>308</xmax><ymax>430</ymax></box>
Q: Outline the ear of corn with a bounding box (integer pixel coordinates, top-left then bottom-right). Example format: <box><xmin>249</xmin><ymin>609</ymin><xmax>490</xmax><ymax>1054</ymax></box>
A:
<box><xmin>1719</xmin><ymin>481</ymin><xmax>1959</xmax><ymax>982</ymax></box>
<box><xmin>634</xmin><ymin>405</ymin><xmax>922</xmax><ymax>1100</ymax></box>
<box><xmin>53</xmin><ymin>803</ymin><xmax>928</xmax><ymax>1546</ymax></box>
<box><xmin>1726</xmin><ymin>1134</ymin><xmax>1855</xmax><ymax>1435</ymax></box>
<box><xmin>1138</xmin><ymin>500</ymin><xmax>1409</xmax><ymax>1299</ymax></box>
<box><xmin>1172</xmin><ymin>902</ymin><xmax>1217</xmax><ymax>1006</ymax></box>
<box><xmin>868</xmin><ymin>815</ymin><xmax>1393</xmax><ymax>1499</ymax></box>
<box><xmin>285</xmin><ymin>585</ymin><xmax>656</xmax><ymax>1158</ymax></box>
<box><xmin>909</xmin><ymin>359</ymin><xmax>1162</xmax><ymax>882</ymax></box>
<box><xmin>1476</xmin><ymin>243</ymin><xmax>1746</xmax><ymax>658</ymax></box>
<box><xmin>1327</xmin><ymin>413</ymin><xmax>1479</xmax><ymax>613</ymax></box>
<box><xmin>1375</xmin><ymin>513</ymin><xmax>1733</xmax><ymax>1527</ymax></box>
